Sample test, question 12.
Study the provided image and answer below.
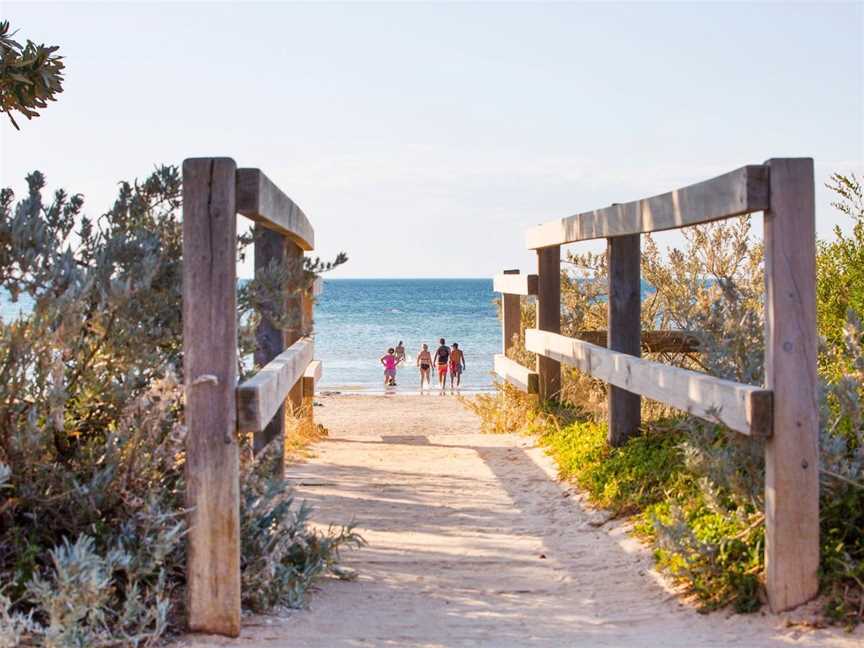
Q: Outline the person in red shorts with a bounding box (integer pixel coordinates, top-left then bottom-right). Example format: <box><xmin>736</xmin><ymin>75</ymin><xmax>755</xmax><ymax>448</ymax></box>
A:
<box><xmin>433</xmin><ymin>337</ymin><xmax>450</xmax><ymax>395</ymax></box>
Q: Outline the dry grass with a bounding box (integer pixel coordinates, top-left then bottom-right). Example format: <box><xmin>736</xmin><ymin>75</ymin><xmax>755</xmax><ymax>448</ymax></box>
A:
<box><xmin>284</xmin><ymin>400</ymin><xmax>330</xmax><ymax>460</ymax></box>
<box><xmin>462</xmin><ymin>382</ymin><xmax>540</xmax><ymax>434</ymax></box>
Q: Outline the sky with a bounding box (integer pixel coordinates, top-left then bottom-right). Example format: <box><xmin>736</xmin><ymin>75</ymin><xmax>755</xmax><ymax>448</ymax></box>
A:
<box><xmin>1</xmin><ymin>1</ymin><xmax>862</xmax><ymax>278</ymax></box>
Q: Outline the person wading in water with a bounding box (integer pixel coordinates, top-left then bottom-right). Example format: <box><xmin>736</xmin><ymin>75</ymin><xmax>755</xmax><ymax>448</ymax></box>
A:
<box><xmin>416</xmin><ymin>343</ymin><xmax>432</xmax><ymax>393</ymax></box>
<box><xmin>380</xmin><ymin>347</ymin><xmax>398</xmax><ymax>388</ymax></box>
<box><xmin>449</xmin><ymin>342</ymin><xmax>466</xmax><ymax>393</ymax></box>
<box><xmin>434</xmin><ymin>338</ymin><xmax>450</xmax><ymax>395</ymax></box>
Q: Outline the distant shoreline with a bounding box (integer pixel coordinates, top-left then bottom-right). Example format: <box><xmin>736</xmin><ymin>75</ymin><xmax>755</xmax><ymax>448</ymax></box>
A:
<box><xmin>317</xmin><ymin>388</ymin><xmax>496</xmax><ymax>397</ymax></box>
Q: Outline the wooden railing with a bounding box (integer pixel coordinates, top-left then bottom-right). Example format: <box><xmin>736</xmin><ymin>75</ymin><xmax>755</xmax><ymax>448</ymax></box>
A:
<box><xmin>494</xmin><ymin>158</ymin><xmax>818</xmax><ymax>613</ymax></box>
<box><xmin>182</xmin><ymin>158</ymin><xmax>324</xmax><ymax>636</ymax></box>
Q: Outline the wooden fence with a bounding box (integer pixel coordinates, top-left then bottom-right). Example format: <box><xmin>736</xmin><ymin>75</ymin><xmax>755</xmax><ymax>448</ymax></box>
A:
<box><xmin>494</xmin><ymin>158</ymin><xmax>818</xmax><ymax>613</ymax></box>
<box><xmin>182</xmin><ymin>158</ymin><xmax>323</xmax><ymax>636</ymax></box>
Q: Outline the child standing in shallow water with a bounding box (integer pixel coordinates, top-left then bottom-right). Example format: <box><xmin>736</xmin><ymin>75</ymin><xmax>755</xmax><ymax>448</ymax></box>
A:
<box><xmin>380</xmin><ymin>348</ymin><xmax>398</xmax><ymax>387</ymax></box>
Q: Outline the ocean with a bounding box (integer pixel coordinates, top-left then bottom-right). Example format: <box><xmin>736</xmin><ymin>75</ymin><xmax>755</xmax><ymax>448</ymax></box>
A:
<box><xmin>0</xmin><ymin>278</ymin><xmax>502</xmax><ymax>394</ymax></box>
<box><xmin>314</xmin><ymin>278</ymin><xmax>499</xmax><ymax>392</ymax></box>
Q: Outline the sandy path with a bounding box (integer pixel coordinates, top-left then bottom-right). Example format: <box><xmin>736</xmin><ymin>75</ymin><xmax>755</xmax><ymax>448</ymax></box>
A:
<box><xmin>179</xmin><ymin>394</ymin><xmax>860</xmax><ymax>648</ymax></box>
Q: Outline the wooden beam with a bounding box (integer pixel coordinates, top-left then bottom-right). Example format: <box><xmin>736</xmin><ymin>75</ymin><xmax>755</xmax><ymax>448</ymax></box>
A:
<box><xmin>237</xmin><ymin>337</ymin><xmax>315</xmax><ymax>434</ymax></box>
<box><xmin>525</xmin><ymin>165</ymin><xmax>769</xmax><ymax>248</ymax></box>
<box><xmin>494</xmin><ymin>354</ymin><xmax>538</xmax><ymax>393</ymax></box>
<box><xmin>536</xmin><ymin>247</ymin><xmax>561</xmax><ymax>400</ymax></box>
<box><xmin>607</xmin><ymin>233</ymin><xmax>641</xmax><ymax>447</ymax></box>
<box><xmin>525</xmin><ymin>329</ymin><xmax>773</xmax><ymax>437</ymax></box>
<box><xmin>500</xmin><ymin>269</ymin><xmax>521</xmax><ymax>355</ymax></box>
<box><xmin>237</xmin><ymin>168</ymin><xmax>315</xmax><ymax>251</ymax></box>
<box><xmin>763</xmin><ymin>158</ymin><xmax>819</xmax><ymax>612</ymax></box>
<box><xmin>574</xmin><ymin>330</ymin><xmax>700</xmax><ymax>354</ymax></box>
<box><xmin>493</xmin><ymin>272</ymin><xmax>539</xmax><ymax>296</ymax></box>
<box><xmin>182</xmin><ymin>158</ymin><xmax>241</xmax><ymax>637</ymax></box>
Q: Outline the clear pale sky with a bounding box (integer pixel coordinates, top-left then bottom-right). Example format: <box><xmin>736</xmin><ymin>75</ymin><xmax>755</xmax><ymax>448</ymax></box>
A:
<box><xmin>1</xmin><ymin>1</ymin><xmax>862</xmax><ymax>278</ymax></box>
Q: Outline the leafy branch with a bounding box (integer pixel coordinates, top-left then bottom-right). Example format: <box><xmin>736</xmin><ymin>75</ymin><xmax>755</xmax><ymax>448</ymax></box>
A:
<box><xmin>0</xmin><ymin>21</ymin><xmax>64</xmax><ymax>130</ymax></box>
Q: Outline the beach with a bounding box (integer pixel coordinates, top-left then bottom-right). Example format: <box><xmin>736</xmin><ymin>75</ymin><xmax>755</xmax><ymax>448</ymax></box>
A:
<box><xmin>177</xmin><ymin>395</ymin><xmax>862</xmax><ymax>648</ymax></box>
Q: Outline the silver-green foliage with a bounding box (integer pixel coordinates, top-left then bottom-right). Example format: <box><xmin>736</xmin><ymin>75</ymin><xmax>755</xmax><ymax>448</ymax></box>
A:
<box><xmin>0</xmin><ymin>168</ymin><xmax>358</xmax><ymax>645</ymax></box>
<box><xmin>239</xmin><ymin>446</ymin><xmax>365</xmax><ymax>612</ymax></box>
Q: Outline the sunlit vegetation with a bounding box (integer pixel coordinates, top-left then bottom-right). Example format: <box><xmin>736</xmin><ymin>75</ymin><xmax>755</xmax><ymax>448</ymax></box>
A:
<box><xmin>0</xmin><ymin>169</ymin><xmax>359</xmax><ymax>646</ymax></box>
<box><xmin>469</xmin><ymin>174</ymin><xmax>864</xmax><ymax>626</ymax></box>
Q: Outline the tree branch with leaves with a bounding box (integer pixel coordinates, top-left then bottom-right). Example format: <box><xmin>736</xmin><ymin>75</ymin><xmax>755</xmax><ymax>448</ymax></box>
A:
<box><xmin>0</xmin><ymin>21</ymin><xmax>64</xmax><ymax>130</ymax></box>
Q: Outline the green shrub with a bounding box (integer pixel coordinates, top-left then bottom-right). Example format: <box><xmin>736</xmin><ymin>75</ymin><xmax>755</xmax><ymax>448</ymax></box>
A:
<box><xmin>239</xmin><ymin>444</ymin><xmax>365</xmax><ymax>613</ymax></box>
<box><xmin>477</xmin><ymin>179</ymin><xmax>864</xmax><ymax>624</ymax></box>
<box><xmin>0</xmin><ymin>169</ymin><xmax>358</xmax><ymax>645</ymax></box>
<box><xmin>539</xmin><ymin>418</ymin><xmax>689</xmax><ymax>515</ymax></box>
<box><xmin>817</xmin><ymin>174</ymin><xmax>864</xmax><ymax>380</ymax></box>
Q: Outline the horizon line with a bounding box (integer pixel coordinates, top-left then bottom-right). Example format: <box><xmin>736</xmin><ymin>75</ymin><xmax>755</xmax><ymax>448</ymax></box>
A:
<box><xmin>237</xmin><ymin>275</ymin><xmax>496</xmax><ymax>281</ymax></box>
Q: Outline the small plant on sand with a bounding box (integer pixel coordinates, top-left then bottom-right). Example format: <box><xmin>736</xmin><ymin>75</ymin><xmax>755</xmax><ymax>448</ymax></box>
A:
<box><xmin>240</xmin><ymin>444</ymin><xmax>365</xmax><ymax>612</ymax></box>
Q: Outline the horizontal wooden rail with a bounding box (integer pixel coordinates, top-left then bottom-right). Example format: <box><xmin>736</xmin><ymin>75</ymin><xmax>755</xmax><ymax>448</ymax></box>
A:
<box><xmin>236</xmin><ymin>337</ymin><xmax>314</xmax><ymax>433</ymax></box>
<box><xmin>237</xmin><ymin>168</ymin><xmax>315</xmax><ymax>251</ymax></box>
<box><xmin>575</xmin><ymin>330</ymin><xmax>700</xmax><ymax>354</ymax></box>
<box><xmin>525</xmin><ymin>329</ymin><xmax>772</xmax><ymax>437</ymax></box>
<box><xmin>493</xmin><ymin>272</ymin><xmax>538</xmax><ymax>295</ymax></box>
<box><xmin>494</xmin><ymin>354</ymin><xmax>539</xmax><ymax>393</ymax></box>
<box><xmin>525</xmin><ymin>165</ymin><xmax>769</xmax><ymax>248</ymax></box>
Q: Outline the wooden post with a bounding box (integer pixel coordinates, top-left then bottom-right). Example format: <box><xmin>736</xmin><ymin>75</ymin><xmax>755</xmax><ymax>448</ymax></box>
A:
<box><xmin>182</xmin><ymin>158</ymin><xmax>241</xmax><ymax>637</ymax></box>
<box><xmin>302</xmin><ymin>286</ymin><xmax>314</xmax><ymax>338</ymax></box>
<box><xmin>253</xmin><ymin>228</ymin><xmax>305</xmax><ymax>472</ymax></box>
<box><xmin>536</xmin><ymin>246</ymin><xmax>561</xmax><ymax>401</ymax></box>
<box><xmin>763</xmin><ymin>158</ymin><xmax>819</xmax><ymax>611</ymax></box>
<box><xmin>301</xmin><ymin>289</ymin><xmax>315</xmax><ymax>419</ymax></box>
<box><xmin>502</xmin><ymin>269</ymin><xmax>521</xmax><ymax>356</ymax></box>
<box><xmin>253</xmin><ymin>226</ymin><xmax>287</xmax><ymax>462</ymax></box>
<box><xmin>607</xmin><ymin>233</ymin><xmax>641</xmax><ymax>446</ymax></box>
<box><xmin>301</xmin><ymin>374</ymin><xmax>314</xmax><ymax>419</ymax></box>
<box><xmin>285</xmin><ymin>245</ymin><xmax>304</xmax><ymax>416</ymax></box>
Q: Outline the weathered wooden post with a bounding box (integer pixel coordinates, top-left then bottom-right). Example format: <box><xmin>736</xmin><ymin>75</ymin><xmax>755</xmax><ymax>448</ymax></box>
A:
<box><xmin>763</xmin><ymin>157</ymin><xmax>819</xmax><ymax>611</ymax></box>
<box><xmin>501</xmin><ymin>269</ymin><xmax>521</xmax><ymax>356</ymax></box>
<box><xmin>302</xmin><ymin>360</ymin><xmax>322</xmax><ymax>419</ymax></box>
<box><xmin>252</xmin><ymin>226</ymin><xmax>290</xmax><ymax>466</ymax></box>
<box><xmin>607</xmin><ymin>233</ymin><xmax>641</xmax><ymax>446</ymax></box>
<box><xmin>536</xmin><ymin>246</ymin><xmax>561</xmax><ymax>401</ymax></box>
<box><xmin>247</xmin><ymin>193</ymin><xmax>305</xmax><ymax>474</ymax></box>
<box><xmin>182</xmin><ymin>158</ymin><xmax>241</xmax><ymax>637</ymax></box>
<box><xmin>299</xmin><ymin>280</ymin><xmax>319</xmax><ymax>419</ymax></box>
<box><xmin>285</xmin><ymin>249</ymin><xmax>304</xmax><ymax>418</ymax></box>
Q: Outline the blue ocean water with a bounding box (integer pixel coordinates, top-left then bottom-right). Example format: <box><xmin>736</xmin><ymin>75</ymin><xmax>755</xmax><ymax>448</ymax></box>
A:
<box><xmin>314</xmin><ymin>278</ymin><xmax>500</xmax><ymax>392</ymax></box>
<box><xmin>0</xmin><ymin>279</ymin><xmax>502</xmax><ymax>393</ymax></box>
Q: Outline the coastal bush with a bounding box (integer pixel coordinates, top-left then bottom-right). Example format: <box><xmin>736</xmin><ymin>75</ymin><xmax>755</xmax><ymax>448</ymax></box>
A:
<box><xmin>0</xmin><ymin>169</ymin><xmax>357</xmax><ymax>645</ymax></box>
<box><xmin>817</xmin><ymin>173</ymin><xmax>864</xmax><ymax>379</ymax></box>
<box><xmin>477</xmin><ymin>180</ymin><xmax>864</xmax><ymax>624</ymax></box>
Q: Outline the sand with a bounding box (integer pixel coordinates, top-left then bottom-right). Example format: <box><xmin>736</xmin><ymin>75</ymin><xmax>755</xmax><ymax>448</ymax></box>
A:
<box><xmin>177</xmin><ymin>394</ymin><xmax>862</xmax><ymax>648</ymax></box>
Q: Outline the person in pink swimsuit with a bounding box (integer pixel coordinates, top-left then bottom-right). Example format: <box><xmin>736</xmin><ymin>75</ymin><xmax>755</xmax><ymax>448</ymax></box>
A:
<box><xmin>380</xmin><ymin>347</ymin><xmax>398</xmax><ymax>387</ymax></box>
